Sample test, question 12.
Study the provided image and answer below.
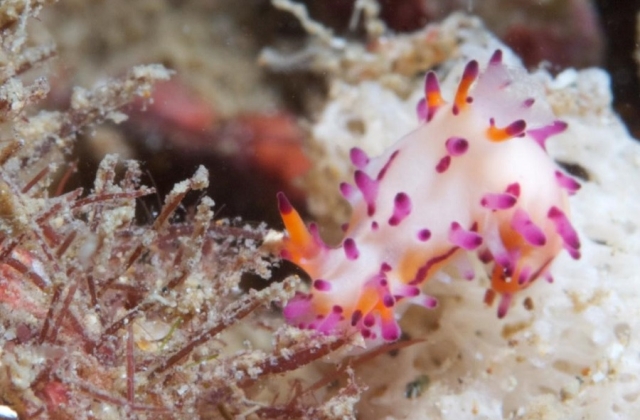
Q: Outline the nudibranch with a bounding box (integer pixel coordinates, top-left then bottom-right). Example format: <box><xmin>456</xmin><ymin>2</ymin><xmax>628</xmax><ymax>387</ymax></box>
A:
<box><xmin>277</xmin><ymin>50</ymin><xmax>581</xmax><ymax>345</ymax></box>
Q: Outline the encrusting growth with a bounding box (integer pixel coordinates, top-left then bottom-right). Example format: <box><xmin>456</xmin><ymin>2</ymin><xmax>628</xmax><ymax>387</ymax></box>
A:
<box><xmin>278</xmin><ymin>50</ymin><xmax>581</xmax><ymax>346</ymax></box>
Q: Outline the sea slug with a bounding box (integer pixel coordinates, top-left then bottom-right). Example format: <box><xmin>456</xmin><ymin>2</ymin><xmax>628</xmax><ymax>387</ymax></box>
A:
<box><xmin>277</xmin><ymin>50</ymin><xmax>581</xmax><ymax>345</ymax></box>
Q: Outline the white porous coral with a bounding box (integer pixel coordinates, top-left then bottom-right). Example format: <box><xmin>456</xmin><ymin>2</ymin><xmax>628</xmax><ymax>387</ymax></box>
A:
<box><xmin>267</xmin><ymin>6</ymin><xmax>640</xmax><ymax>419</ymax></box>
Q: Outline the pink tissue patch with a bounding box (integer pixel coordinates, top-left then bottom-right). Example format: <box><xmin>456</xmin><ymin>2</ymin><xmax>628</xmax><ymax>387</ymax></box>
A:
<box><xmin>283</xmin><ymin>293</ymin><xmax>313</xmax><ymax>321</ymax></box>
<box><xmin>42</xmin><ymin>381</ymin><xmax>70</xmax><ymax>412</ymax></box>
<box><xmin>314</xmin><ymin>306</ymin><xmax>345</xmax><ymax>334</ymax></box>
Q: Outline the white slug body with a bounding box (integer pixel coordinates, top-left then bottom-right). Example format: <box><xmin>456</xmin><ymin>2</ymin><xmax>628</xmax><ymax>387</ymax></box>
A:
<box><xmin>278</xmin><ymin>51</ymin><xmax>580</xmax><ymax>345</ymax></box>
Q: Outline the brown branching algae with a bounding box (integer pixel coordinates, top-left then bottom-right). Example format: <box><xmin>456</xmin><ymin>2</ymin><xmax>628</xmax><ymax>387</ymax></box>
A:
<box><xmin>0</xmin><ymin>2</ymin><xmax>363</xmax><ymax>419</ymax></box>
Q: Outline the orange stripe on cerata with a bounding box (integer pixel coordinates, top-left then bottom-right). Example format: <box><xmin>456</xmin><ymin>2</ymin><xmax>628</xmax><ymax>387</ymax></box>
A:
<box><xmin>425</xmin><ymin>72</ymin><xmax>445</xmax><ymax>109</ymax></box>
<box><xmin>453</xmin><ymin>60</ymin><xmax>479</xmax><ymax>114</ymax></box>
<box><xmin>487</xmin><ymin>119</ymin><xmax>527</xmax><ymax>142</ymax></box>
<box><xmin>277</xmin><ymin>192</ymin><xmax>318</xmax><ymax>261</ymax></box>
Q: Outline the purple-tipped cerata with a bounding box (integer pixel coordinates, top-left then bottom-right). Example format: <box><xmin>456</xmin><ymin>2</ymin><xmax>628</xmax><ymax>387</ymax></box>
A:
<box><xmin>277</xmin><ymin>50</ymin><xmax>581</xmax><ymax>346</ymax></box>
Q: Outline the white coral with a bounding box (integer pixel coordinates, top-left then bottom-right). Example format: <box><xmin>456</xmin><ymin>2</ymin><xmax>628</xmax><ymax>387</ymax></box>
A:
<box><xmin>274</xmin><ymin>9</ymin><xmax>640</xmax><ymax>419</ymax></box>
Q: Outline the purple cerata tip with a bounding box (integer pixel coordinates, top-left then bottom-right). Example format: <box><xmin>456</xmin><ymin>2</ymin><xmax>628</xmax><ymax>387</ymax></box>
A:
<box><xmin>445</xmin><ymin>137</ymin><xmax>469</xmax><ymax>156</ymax></box>
<box><xmin>528</xmin><ymin>120</ymin><xmax>568</xmax><ymax>149</ymax></box>
<box><xmin>554</xmin><ymin>170</ymin><xmax>581</xmax><ymax>195</ymax></box>
<box><xmin>548</xmin><ymin>206</ymin><xmax>581</xmax><ymax>259</ymax></box>
<box><xmin>383</xmin><ymin>295</ymin><xmax>395</xmax><ymax>308</ymax></box>
<box><xmin>277</xmin><ymin>191</ymin><xmax>292</xmax><ymax>214</ymax></box>
<box><xmin>417</xmin><ymin>228</ymin><xmax>431</xmax><ymax>242</ymax></box>
<box><xmin>505</xmin><ymin>183</ymin><xmax>521</xmax><ymax>197</ymax></box>
<box><xmin>339</xmin><ymin>182</ymin><xmax>355</xmax><ymax>199</ymax></box>
<box><xmin>449</xmin><ymin>222</ymin><xmax>483</xmax><ymax>250</ymax></box>
<box><xmin>505</xmin><ymin>119</ymin><xmax>527</xmax><ymax>137</ymax></box>
<box><xmin>313</xmin><ymin>279</ymin><xmax>332</xmax><ymax>292</ymax></box>
<box><xmin>481</xmin><ymin>192</ymin><xmax>517</xmax><ymax>210</ymax></box>
<box><xmin>436</xmin><ymin>155</ymin><xmax>451</xmax><ymax>173</ymax></box>
<box><xmin>489</xmin><ymin>49</ymin><xmax>503</xmax><ymax>65</ymax></box>
<box><xmin>497</xmin><ymin>293</ymin><xmax>512</xmax><ymax>319</ymax></box>
<box><xmin>351</xmin><ymin>310</ymin><xmax>362</xmax><ymax>326</ymax></box>
<box><xmin>511</xmin><ymin>209</ymin><xmax>547</xmax><ymax>247</ymax></box>
<box><xmin>350</xmin><ymin>147</ymin><xmax>370</xmax><ymax>169</ymax></box>
<box><xmin>462</xmin><ymin>60</ymin><xmax>479</xmax><ymax>80</ymax></box>
<box><xmin>389</xmin><ymin>192</ymin><xmax>412</xmax><ymax>226</ymax></box>
<box><xmin>425</xmin><ymin>71</ymin><xmax>440</xmax><ymax>95</ymax></box>
<box><xmin>381</xmin><ymin>318</ymin><xmax>401</xmax><ymax>341</ymax></box>
<box><xmin>354</xmin><ymin>169</ymin><xmax>379</xmax><ymax>215</ymax></box>
<box><xmin>343</xmin><ymin>237</ymin><xmax>359</xmax><ymax>260</ymax></box>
